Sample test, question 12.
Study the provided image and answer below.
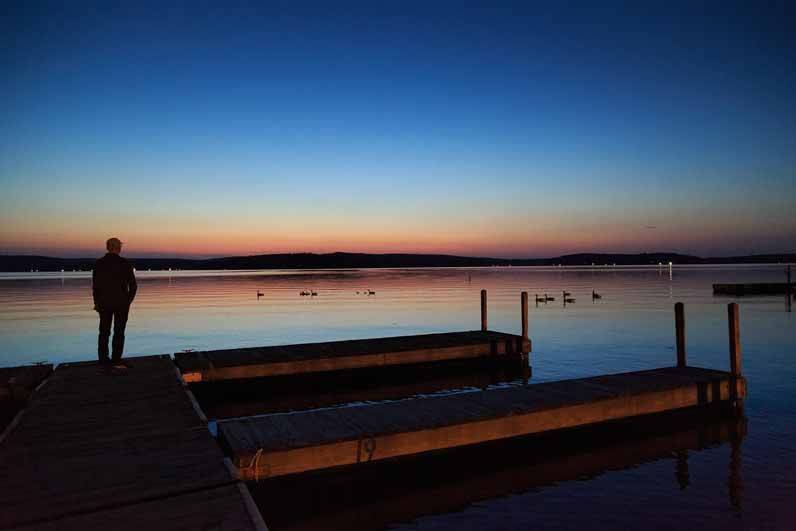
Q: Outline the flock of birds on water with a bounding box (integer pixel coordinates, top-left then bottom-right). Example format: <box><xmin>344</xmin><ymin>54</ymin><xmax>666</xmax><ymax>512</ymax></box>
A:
<box><xmin>534</xmin><ymin>290</ymin><xmax>602</xmax><ymax>305</ymax></box>
<box><xmin>255</xmin><ymin>289</ymin><xmax>602</xmax><ymax>303</ymax></box>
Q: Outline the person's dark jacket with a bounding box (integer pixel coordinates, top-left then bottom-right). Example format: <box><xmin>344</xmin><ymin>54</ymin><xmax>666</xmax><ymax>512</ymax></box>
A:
<box><xmin>92</xmin><ymin>253</ymin><xmax>137</xmax><ymax>310</ymax></box>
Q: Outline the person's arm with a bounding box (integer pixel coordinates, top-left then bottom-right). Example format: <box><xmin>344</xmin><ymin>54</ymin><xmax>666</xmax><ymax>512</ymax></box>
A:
<box><xmin>92</xmin><ymin>266</ymin><xmax>99</xmax><ymax>310</ymax></box>
<box><xmin>127</xmin><ymin>264</ymin><xmax>138</xmax><ymax>305</ymax></box>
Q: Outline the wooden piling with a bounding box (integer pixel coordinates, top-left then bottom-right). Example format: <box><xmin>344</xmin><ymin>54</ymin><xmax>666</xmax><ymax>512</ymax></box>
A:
<box><xmin>675</xmin><ymin>302</ymin><xmax>686</xmax><ymax>368</ymax></box>
<box><xmin>728</xmin><ymin>303</ymin><xmax>741</xmax><ymax>377</ymax></box>
<box><xmin>728</xmin><ymin>303</ymin><xmax>743</xmax><ymax>410</ymax></box>
<box><xmin>521</xmin><ymin>292</ymin><xmax>529</xmax><ymax>340</ymax></box>
<box><xmin>480</xmin><ymin>289</ymin><xmax>488</xmax><ymax>331</ymax></box>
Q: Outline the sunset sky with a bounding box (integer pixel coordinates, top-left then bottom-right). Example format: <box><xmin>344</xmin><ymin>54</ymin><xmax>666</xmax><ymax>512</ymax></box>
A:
<box><xmin>2</xmin><ymin>1</ymin><xmax>794</xmax><ymax>258</ymax></box>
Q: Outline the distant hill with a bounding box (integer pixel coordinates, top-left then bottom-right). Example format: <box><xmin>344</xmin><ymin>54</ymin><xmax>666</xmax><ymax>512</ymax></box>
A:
<box><xmin>0</xmin><ymin>251</ymin><xmax>794</xmax><ymax>272</ymax></box>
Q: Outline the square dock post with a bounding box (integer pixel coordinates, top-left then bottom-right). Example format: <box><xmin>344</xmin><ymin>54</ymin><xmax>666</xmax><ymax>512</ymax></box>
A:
<box><xmin>728</xmin><ymin>302</ymin><xmax>743</xmax><ymax>412</ymax></box>
<box><xmin>675</xmin><ymin>302</ymin><xmax>686</xmax><ymax>367</ymax></box>
<box><xmin>481</xmin><ymin>289</ymin><xmax>488</xmax><ymax>331</ymax></box>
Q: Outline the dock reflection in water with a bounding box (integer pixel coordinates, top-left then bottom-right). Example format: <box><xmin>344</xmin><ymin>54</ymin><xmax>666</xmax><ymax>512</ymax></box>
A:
<box><xmin>247</xmin><ymin>409</ymin><xmax>746</xmax><ymax>531</ymax></box>
<box><xmin>194</xmin><ymin>358</ymin><xmax>531</xmax><ymax>419</ymax></box>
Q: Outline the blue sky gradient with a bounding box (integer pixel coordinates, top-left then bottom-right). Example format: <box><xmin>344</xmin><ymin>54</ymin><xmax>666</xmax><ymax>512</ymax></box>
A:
<box><xmin>1</xmin><ymin>1</ymin><xmax>794</xmax><ymax>257</ymax></box>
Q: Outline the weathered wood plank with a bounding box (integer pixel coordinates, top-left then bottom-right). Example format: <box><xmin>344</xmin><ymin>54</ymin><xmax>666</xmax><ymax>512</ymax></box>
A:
<box><xmin>176</xmin><ymin>330</ymin><xmax>531</xmax><ymax>383</ymax></box>
<box><xmin>219</xmin><ymin>366</ymin><xmax>745</xmax><ymax>479</ymax></box>
<box><xmin>0</xmin><ymin>355</ymin><xmax>268</xmax><ymax>530</ymax></box>
<box><xmin>9</xmin><ymin>484</ymin><xmax>266</xmax><ymax>531</ymax></box>
<box><xmin>0</xmin><ymin>426</ymin><xmax>236</xmax><ymax>529</ymax></box>
<box><xmin>0</xmin><ymin>364</ymin><xmax>52</xmax><ymax>402</ymax></box>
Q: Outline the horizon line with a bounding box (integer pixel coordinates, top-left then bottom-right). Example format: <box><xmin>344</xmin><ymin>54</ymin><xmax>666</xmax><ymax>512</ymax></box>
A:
<box><xmin>2</xmin><ymin>250</ymin><xmax>795</xmax><ymax>262</ymax></box>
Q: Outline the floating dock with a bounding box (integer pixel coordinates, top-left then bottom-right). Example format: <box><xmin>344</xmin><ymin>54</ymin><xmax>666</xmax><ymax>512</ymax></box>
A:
<box><xmin>219</xmin><ymin>365</ymin><xmax>746</xmax><ymax>479</ymax></box>
<box><xmin>216</xmin><ymin>301</ymin><xmax>746</xmax><ymax>480</ymax></box>
<box><xmin>251</xmin><ymin>412</ymin><xmax>746</xmax><ymax>531</ymax></box>
<box><xmin>176</xmin><ymin>290</ymin><xmax>530</xmax><ymax>383</ymax></box>
<box><xmin>177</xmin><ymin>330</ymin><xmax>531</xmax><ymax>383</ymax></box>
<box><xmin>713</xmin><ymin>282</ymin><xmax>794</xmax><ymax>296</ymax></box>
<box><xmin>0</xmin><ymin>355</ymin><xmax>267</xmax><ymax>530</ymax></box>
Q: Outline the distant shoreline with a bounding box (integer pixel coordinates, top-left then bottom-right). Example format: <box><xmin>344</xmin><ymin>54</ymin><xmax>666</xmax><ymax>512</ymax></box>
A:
<box><xmin>0</xmin><ymin>252</ymin><xmax>794</xmax><ymax>273</ymax></box>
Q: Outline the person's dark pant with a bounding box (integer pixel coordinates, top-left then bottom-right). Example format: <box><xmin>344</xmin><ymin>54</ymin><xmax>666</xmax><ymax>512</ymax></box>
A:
<box><xmin>98</xmin><ymin>306</ymin><xmax>129</xmax><ymax>363</ymax></box>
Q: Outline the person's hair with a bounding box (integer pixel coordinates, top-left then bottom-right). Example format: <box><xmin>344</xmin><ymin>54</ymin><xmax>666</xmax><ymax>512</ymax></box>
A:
<box><xmin>106</xmin><ymin>238</ymin><xmax>122</xmax><ymax>252</ymax></box>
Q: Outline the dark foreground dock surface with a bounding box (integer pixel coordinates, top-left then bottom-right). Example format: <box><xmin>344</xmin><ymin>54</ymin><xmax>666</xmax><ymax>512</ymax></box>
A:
<box><xmin>219</xmin><ymin>366</ymin><xmax>746</xmax><ymax>479</ymax></box>
<box><xmin>0</xmin><ymin>364</ymin><xmax>52</xmax><ymax>402</ymax></box>
<box><xmin>0</xmin><ymin>364</ymin><xmax>53</xmax><ymax>431</ymax></box>
<box><xmin>0</xmin><ymin>355</ymin><xmax>266</xmax><ymax>530</ymax></box>
<box><xmin>176</xmin><ymin>330</ymin><xmax>530</xmax><ymax>383</ymax></box>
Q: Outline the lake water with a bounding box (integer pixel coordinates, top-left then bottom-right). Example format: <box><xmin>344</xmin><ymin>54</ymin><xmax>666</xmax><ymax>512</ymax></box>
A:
<box><xmin>1</xmin><ymin>265</ymin><xmax>794</xmax><ymax>529</ymax></box>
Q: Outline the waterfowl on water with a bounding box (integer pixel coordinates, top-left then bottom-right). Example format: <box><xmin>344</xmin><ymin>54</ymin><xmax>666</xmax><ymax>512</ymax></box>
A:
<box><xmin>256</xmin><ymin>291</ymin><xmax>264</xmax><ymax>298</ymax></box>
<box><xmin>535</xmin><ymin>295</ymin><xmax>545</xmax><ymax>303</ymax></box>
<box><xmin>311</xmin><ymin>291</ymin><xmax>318</xmax><ymax>296</ymax></box>
<box><xmin>565</xmin><ymin>297</ymin><xmax>576</xmax><ymax>304</ymax></box>
<box><xmin>563</xmin><ymin>291</ymin><xmax>571</xmax><ymax>297</ymax></box>
<box><xmin>592</xmin><ymin>290</ymin><xmax>602</xmax><ymax>299</ymax></box>
<box><xmin>300</xmin><ymin>291</ymin><xmax>310</xmax><ymax>296</ymax></box>
<box><xmin>368</xmin><ymin>290</ymin><xmax>375</xmax><ymax>295</ymax></box>
<box><xmin>544</xmin><ymin>294</ymin><xmax>555</xmax><ymax>302</ymax></box>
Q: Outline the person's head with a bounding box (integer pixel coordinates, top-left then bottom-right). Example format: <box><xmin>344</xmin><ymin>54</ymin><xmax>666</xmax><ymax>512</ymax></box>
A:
<box><xmin>106</xmin><ymin>237</ymin><xmax>123</xmax><ymax>254</ymax></box>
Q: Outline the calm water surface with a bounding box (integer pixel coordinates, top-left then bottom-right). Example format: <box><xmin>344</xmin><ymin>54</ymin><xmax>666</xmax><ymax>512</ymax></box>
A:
<box><xmin>1</xmin><ymin>265</ymin><xmax>794</xmax><ymax>529</ymax></box>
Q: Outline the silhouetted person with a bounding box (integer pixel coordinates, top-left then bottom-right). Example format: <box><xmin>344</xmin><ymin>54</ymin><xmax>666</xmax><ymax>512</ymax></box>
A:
<box><xmin>92</xmin><ymin>237</ymin><xmax>137</xmax><ymax>368</ymax></box>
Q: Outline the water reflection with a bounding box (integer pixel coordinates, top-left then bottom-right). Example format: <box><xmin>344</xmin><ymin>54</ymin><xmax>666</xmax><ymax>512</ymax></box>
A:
<box><xmin>194</xmin><ymin>358</ymin><xmax>531</xmax><ymax>419</ymax></box>
<box><xmin>1</xmin><ymin>265</ymin><xmax>792</xmax><ymax>368</ymax></box>
<box><xmin>248</xmin><ymin>408</ymin><xmax>746</xmax><ymax>531</ymax></box>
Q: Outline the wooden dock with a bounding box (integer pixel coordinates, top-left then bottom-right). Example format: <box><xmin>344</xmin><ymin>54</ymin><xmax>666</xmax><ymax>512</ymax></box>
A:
<box><xmin>0</xmin><ymin>295</ymin><xmax>748</xmax><ymax>528</ymax></box>
<box><xmin>0</xmin><ymin>364</ymin><xmax>53</xmax><ymax>431</ymax></box>
<box><xmin>176</xmin><ymin>330</ymin><xmax>531</xmax><ymax>383</ymax></box>
<box><xmin>0</xmin><ymin>364</ymin><xmax>52</xmax><ymax>402</ymax></box>
<box><xmin>713</xmin><ymin>282</ymin><xmax>794</xmax><ymax>295</ymax></box>
<box><xmin>176</xmin><ymin>290</ymin><xmax>531</xmax><ymax>383</ymax></box>
<box><xmin>202</xmin><ymin>299</ymin><xmax>747</xmax><ymax>481</ymax></box>
<box><xmin>0</xmin><ymin>355</ymin><xmax>267</xmax><ymax>530</ymax></box>
<box><xmin>251</xmin><ymin>412</ymin><xmax>746</xmax><ymax>531</ymax></box>
<box><xmin>219</xmin><ymin>365</ymin><xmax>746</xmax><ymax>479</ymax></box>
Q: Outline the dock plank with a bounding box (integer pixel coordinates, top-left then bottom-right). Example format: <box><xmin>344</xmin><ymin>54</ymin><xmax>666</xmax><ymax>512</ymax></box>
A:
<box><xmin>219</xmin><ymin>366</ymin><xmax>745</xmax><ymax>479</ymax></box>
<box><xmin>0</xmin><ymin>427</ymin><xmax>235</xmax><ymax>529</ymax></box>
<box><xmin>0</xmin><ymin>364</ymin><xmax>52</xmax><ymax>402</ymax></box>
<box><xmin>13</xmin><ymin>484</ymin><xmax>266</xmax><ymax>531</ymax></box>
<box><xmin>0</xmin><ymin>354</ymin><xmax>268</xmax><ymax>530</ymax></box>
<box><xmin>176</xmin><ymin>330</ymin><xmax>530</xmax><ymax>382</ymax></box>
